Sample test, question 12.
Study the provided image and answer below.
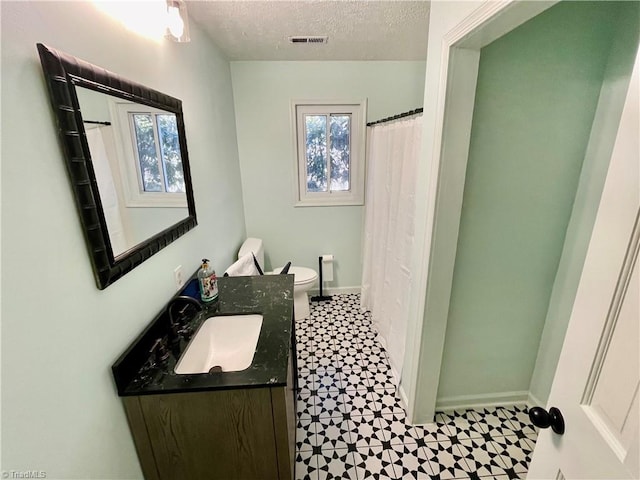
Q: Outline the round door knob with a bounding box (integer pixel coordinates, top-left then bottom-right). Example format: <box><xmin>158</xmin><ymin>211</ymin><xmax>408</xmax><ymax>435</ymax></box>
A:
<box><xmin>529</xmin><ymin>406</ymin><xmax>565</xmax><ymax>435</ymax></box>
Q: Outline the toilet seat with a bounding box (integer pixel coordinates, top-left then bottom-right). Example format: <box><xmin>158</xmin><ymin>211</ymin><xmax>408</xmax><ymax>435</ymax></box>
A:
<box><xmin>289</xmin><ymin>266</ymin><xmax>318</xmax><ymax>286</ymax></box>
<box><xmin>272</xmin><ymin>266</ymin><xmax>318</xmax><ymax>286</ymax></box>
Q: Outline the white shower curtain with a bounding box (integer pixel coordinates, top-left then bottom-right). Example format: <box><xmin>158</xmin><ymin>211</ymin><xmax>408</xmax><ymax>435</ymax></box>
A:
<box><xmin>85</xmin><ymin>127</ymin><xmax>128</xmax><ymax>256</ymax></box>
<box><xmin>361</xmin><ymin>115</ymin><xmax>423</xmax><ymax>383</ymax></box>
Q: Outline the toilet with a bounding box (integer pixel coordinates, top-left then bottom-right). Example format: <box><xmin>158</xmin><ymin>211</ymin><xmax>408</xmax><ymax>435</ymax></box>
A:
<box><xmin>238</xmin><ymin>238</ymin><xmax>318</xmax><ymax>321</ymax></box>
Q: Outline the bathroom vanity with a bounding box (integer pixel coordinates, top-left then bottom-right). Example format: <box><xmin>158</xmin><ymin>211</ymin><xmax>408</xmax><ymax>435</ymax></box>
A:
<box><xmin>112</xmin><ymin>275</ymin><xmax>296</xmax><ymax>480</ymax></box>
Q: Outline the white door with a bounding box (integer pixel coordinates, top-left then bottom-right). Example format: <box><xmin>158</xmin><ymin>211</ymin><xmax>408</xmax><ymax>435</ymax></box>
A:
<box><xmin>527</xmin><ymin>50</ymin><xmax>640</xmax><ymax>479</ymax></box>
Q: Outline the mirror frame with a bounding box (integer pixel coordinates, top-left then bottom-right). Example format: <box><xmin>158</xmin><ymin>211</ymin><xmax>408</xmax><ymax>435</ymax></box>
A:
<box><xmin>37</xmin><ymin>43</ymin><xmax>197</xmax><ymax>289</ymax></box>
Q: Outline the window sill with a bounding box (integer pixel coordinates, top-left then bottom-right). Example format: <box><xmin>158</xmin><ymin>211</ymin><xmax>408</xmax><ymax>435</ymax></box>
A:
<box><xmin>294</xmin><ymin>197</ymin><xmax>364</xmax><ymax>207</ymax></box>
<box><xmin>125</xmin><ymin>192</ymin><xmax>188</xmax><ymax>208</ymax></box>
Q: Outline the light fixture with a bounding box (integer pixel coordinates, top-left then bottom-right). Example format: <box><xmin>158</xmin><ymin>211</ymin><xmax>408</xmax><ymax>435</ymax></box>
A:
<box><xmin>166</xmin><ymin>0</ymin><xmax>190</xmax><ymax>43</ymax></box>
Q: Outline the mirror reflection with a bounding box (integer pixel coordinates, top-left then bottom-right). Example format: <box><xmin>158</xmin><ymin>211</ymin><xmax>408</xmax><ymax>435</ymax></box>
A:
<box><xmin>77</xmin><ymin>87</ymin><xmax>189</xmax><ymax>258</ymax></box>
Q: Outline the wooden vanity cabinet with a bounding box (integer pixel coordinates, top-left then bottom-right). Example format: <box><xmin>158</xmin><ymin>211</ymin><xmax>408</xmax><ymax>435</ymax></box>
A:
<box><xmin>123</xmin><ymin>380</ymin><xmax>295</xmax><ymax>480</ymax></box>
<box><xmin>273</xmin><ymin>342</ymin><xmax>297</xmax><ymax>478</ymax></box>
<box><xmin>122</xmin><ymin>341</ymin><xmax>296</xmax><ymax>480</ymax></box>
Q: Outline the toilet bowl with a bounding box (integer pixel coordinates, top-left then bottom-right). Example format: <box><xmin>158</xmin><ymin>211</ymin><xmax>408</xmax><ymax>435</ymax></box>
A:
<box><xmin>238</xmin><ymin>238</ymin><xmax>318</xmax><ymax>321</ymax></box>
<box><xmin>272</xmin><ymin>265</ymin><xmax>318</xmax><ymax>321</ymax></box>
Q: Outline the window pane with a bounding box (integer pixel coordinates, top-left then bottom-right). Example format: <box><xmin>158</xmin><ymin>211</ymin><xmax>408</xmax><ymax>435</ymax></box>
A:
<box><xmin>330</xmin><ymin>115</ymin><xmax>350</xmax><ymax>191</ymax></box>
<box><xmin>305</xmin><ymin>115</ymin><xmax>327</xmax><ymax>192</ymax></box>
<box><xmin>132</xmin><ymin>114</ymin><xmax>162</xmax><ymax>192</ymax></box>
<box><xmin>157</xmin><ymin>114</ymin><xmax>185</xmax><ymax>193</ymax></box>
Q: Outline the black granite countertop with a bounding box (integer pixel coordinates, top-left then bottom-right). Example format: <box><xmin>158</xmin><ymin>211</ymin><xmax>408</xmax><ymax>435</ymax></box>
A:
<box><xmin>112</xmin><ymin>274</ymin><xmax>295</xmax><ymax>396</ymax></box>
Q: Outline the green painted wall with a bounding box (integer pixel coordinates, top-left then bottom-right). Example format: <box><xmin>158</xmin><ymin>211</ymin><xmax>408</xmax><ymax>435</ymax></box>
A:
<box><xmin>437</xmin><ymin>1</ymin><xmax>625</xmax><ymax>401</ymax></box>
<box><xmin>2</xmin><ymin>2</ymin><xmax>245</xmax><ymax>477</ymax></box>
<box><xmin>230</xmin><ymin>61</ymin><xmax>425</xmax><ymax>287</ymax></box>
<box><xmin>529</xmin><ymin>2</ymin><xmax>639</xmax><ymax>405</ymax></box>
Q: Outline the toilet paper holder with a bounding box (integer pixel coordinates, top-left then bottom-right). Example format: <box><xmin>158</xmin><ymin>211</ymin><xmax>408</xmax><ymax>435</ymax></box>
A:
<box><xmin>311</xmin><ymin>255</ymin><xmax>333</xmax><ymax>302</ymax></box>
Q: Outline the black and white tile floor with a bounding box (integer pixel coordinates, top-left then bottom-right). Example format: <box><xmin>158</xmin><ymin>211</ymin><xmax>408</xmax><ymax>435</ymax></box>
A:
<box><xmin>294</xmin><ymin>293</ymin><xmax>538</xmax><ymax>480</ymax></box>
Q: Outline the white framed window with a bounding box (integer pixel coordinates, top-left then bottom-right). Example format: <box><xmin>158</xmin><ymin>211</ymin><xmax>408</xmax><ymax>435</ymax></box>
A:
<box><xmin>291</xmin><ymin>99</ymin><xmax>367</xmax><ymax>206</ymax></box>
<box><xmin>112</xmin><ymin>101</ymin><xmax>187</xmax><ymax>208</ymax></box>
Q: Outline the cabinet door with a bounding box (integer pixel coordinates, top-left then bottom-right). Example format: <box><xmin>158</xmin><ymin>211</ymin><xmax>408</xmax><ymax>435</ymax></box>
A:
<box><xmin>287</xmin><ymin>338</ymin><xmax>297</xmax><ymax>471</ymax></box>
<box><xmin>138</xmin><ymin>389</ymin><xmax>279</xmax><ymax>480</ymax></box>
<box><xmin>271</xmin><ymin>340</ymin><xmax>296</xmax><ymax>480</ymax></box>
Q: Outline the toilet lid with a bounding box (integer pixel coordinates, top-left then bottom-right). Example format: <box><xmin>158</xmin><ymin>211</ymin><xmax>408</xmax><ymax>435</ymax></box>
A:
<box><xmin>274</xmin><ymin>266</ymin><xmax>318</xmax><ymax>284</ymax></box>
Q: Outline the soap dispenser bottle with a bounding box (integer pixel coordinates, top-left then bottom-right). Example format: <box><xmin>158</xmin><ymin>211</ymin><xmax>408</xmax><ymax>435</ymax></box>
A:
<box><xmin>197</xmin><ymin>258</ymin><xmax>218</xmax><ymax>303</ymax></box>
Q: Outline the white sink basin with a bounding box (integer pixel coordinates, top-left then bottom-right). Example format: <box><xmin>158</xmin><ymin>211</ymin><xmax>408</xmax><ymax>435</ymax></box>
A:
<box><xmin>174</xmin><ymin>314</ymin><xmax>263</xmax><ymax>374</ymax></box>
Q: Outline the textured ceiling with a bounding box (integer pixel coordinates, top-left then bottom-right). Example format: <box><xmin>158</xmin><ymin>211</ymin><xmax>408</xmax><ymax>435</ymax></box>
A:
<box><xmin>186</xmin><ymin>1</ymin><xmax>430</xmax><ymax>61</ymax></box>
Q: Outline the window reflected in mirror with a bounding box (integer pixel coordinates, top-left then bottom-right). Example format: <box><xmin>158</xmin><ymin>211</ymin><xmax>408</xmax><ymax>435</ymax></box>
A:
<box><xmin>76</xmin><ymin>86</ymin><xmax>189</xmax><ymax>258</ymax></box>
<box><xmin>131</xmin><ymin>112</ymin><xmax>185</xmax><ymax>193</ymax></box>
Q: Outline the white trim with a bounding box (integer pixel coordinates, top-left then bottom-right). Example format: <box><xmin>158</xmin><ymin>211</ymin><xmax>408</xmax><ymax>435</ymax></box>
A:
<box><xmin>309</xmin><ymin>286</ymin><xmax>361</xmax><ymax>296</ymax></box>
<box><xmin>435</xmin><ymin>391</ymin><xmax>529</xmax><ymax>413</ymax></box>
<box><xmin>451</xmin><ymin>1</ymin><xmax>558</xmax><ymax>50</ymax></box>
<box><xmin>404</xmin><ymin>0</ymin><xmax>559</xmax><ymax>425</ymax></box>
<box><xmin>290</xmin><ymin>99</ymin><xmax>367</xmax><ymax>207</ymax></box>
<box><xmin>528</xmin><ymin>390</ymin><xmax>544</xmax><ymax>409</ymax></box>
<box><xmin>398</xmin><ymin>384</ymin><xmax>410</xmax><ymax>414</ymax></box>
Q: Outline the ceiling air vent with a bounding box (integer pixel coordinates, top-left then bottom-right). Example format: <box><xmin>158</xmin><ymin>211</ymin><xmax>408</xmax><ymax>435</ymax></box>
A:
<box><xmin>289</xmin><ymin>36</ymin><xmax>328</xmax><ymax>44</ymax></box>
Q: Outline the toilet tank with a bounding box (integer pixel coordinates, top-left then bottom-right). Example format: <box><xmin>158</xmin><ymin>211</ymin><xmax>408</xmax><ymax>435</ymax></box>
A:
<box><xmin>238</xmin><ymin>238</ymin><xmax>264</xmax><ymax>270</ymax></box>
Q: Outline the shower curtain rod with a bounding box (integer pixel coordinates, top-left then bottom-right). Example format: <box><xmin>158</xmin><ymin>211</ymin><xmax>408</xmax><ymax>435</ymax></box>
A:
<box><xmin>366</xmin><ymin>107</ymin><xmax>423</xmax><ymax>127</ymax></box>
<box><xmin>83</xmin><ymin>120</ymin><xmax>111</xmax><ymax>126</ymax></box>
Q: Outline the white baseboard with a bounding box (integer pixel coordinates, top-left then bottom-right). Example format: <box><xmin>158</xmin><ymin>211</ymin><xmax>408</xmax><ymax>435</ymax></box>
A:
<box><xmin>398</xmin><ymin>384</ymin><xmax>409</xmax><ymax>413</ymax></box>
<box><xmin>309</xmin><ymin>286</ymin><xmax>361</xmax><ymax>296</ymax></box>
<box><xmin>435</xmin><ymin>390</ymin><xmax>529</xmax><ymax>412</ymax></box>
<box><xmin>527</xmin><ymin>391</ymin><xmax>544</xmax><ymax>409</ymax></box>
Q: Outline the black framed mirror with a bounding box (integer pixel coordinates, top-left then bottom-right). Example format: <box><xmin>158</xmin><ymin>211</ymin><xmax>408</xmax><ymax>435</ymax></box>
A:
<box><xmin>37</xmin><ymin>43</ymin><xmax>197</xmax><ymax>289</ymax></box>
